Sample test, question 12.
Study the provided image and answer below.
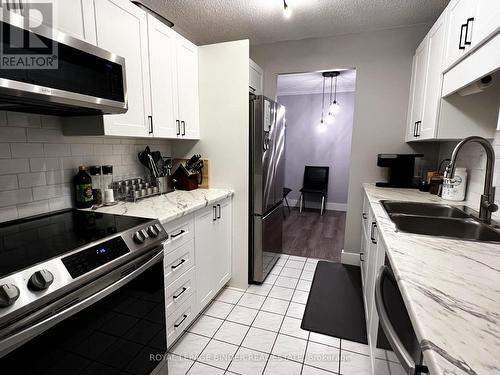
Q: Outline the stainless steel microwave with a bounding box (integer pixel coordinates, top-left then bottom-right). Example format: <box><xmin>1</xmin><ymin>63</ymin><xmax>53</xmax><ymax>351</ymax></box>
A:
<box><xmin>0</xmin><ymin>12</ymin><xmax>127</xmax><ymax>115</ymax></box>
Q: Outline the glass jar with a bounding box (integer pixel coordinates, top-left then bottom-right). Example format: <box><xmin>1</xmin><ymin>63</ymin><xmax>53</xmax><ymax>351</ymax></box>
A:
<box><xmin>89</xmin><ymin>165</ymin><xmax>102</xmax><ymax>205</ymax></box>
<box><xmin>101</xmin><ymin>165</ymin><xmax>113</xmax><ymax>190</ymax></box>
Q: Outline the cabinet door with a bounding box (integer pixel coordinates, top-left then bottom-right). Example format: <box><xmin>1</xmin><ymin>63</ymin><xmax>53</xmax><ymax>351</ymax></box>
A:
<box><xmin>147</xmin><ymin>14</ymin><xmax>177</xmax><ymax>138</ymax></box>
<box><xmin>195</xmin><ymin>205</ymin><xmax>218</xmax><ymax>311</ymax></box>
<box><xmin>94</xmin><ymin>0</ymin><xmax>151</xmax><ymax>137</ymax></box>
<box><xmin>419</xmin><ymin>12</ymin><xmax>447</xmax><ymax>140</ymax></box>
<box><xmin>249</xmin><ymin>59</ymin><xmax>263</xmax><ymax>95</ymax></box>
<box><xmin>474</xmin><ymin>0</ymin><xmax>500</xmax><ymax>45</ymax></box>
<box><xmin>176</xmin><ymin>35</ymin><xmax>200</xmax><ymax>140</ymax></box>
<box><xmin>444</xmin><ymin>0</ymin><xmax>477</xmax><ymax>70</ymax></box>
<box><xmin>407</xmin><ymin>39</ymin><xmax>428</xmax><ymax>140</ymax></box>
<box><xmin>19</xmin><ymin>0</ymin><xmax>96</xmax><ymax>44</ymax></box>
<box><xmin>215</xmin><ymin>199</ymin><xmax>232</xmax><ymax>290</ymax></box>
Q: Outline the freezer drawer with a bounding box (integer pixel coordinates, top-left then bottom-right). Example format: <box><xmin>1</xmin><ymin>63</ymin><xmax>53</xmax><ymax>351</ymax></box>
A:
<box><xmin>251</xmin><ymin>203</ymin><xmax>283</xmax><ymax>283</ymax></box>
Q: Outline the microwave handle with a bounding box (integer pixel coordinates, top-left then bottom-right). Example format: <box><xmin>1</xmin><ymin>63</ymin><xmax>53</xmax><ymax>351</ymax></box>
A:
<box><xmin>374</xmin><ymin>266</ymin><xmax>428</xmax><ymax>375</ymax></box>
<box><xmin>0</xmin><ymin>250</ymin><xmax>163</xmax><ymax>357</ymax></box>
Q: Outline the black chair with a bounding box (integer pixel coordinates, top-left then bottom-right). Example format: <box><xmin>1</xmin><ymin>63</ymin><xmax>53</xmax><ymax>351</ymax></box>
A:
<box><xmin>283</xmin><ymin>187</ymin><xmax>292</xmax><ymax>213</ymax></box>
<box><xmin>299</xmin><ymin>166</ymin><xmax>329</xmax><ymax>215</ymax></box>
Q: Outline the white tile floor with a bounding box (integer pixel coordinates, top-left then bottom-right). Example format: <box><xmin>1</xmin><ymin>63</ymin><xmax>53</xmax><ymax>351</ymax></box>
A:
<box><xmin>167</xmin><ymin>254</ymin><xmax>404</xmax><ymax>375</ymax></box>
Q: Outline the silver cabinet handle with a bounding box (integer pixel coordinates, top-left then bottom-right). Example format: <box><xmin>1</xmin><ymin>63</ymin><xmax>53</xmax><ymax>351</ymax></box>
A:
<box><xmin>217</xmin><ymin>204</ymin><xmax>221</xmax><ymax>219</ymax></box>
<box><xmin>370</xmin><ymin>222</ymin><xmax>377</xmax><ymax>244</ymax></box>
<box><xmin>213</xmin><ymin>206</ymin><xmax>217</xmax><ymax>221</ymax></box>
<box><xmin>181</xmin><ymin>121</ymin><xmax>186</xmax><ymax>136</ymax></box>
<box><xmin>375</xmin><ymin>266</ymin><xmax>429</xmax><ymax>375</ymax></box>
<box><xmin>176</xmin><ymin>120</ymin><xmax>181</xmax><ymax>135</ymax></box>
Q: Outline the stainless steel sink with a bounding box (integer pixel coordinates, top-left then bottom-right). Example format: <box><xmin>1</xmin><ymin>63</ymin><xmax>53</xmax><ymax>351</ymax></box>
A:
<box><xmin>381</xmin><ymin>200</ymin><xmax>500</xmax><ymax>243</ymax></box>
<box><xmin>389</xmin><ymin>215</ymin><xmax>500</xmax><ymax>242</ymax></box>
<box><xmin>382</xmin><ymin>201</ymin><xmax>470</xmax><ymax>218</ymax></box>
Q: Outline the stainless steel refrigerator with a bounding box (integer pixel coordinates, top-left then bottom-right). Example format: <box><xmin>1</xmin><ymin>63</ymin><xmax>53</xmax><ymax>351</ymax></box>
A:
<box><xmin>249</xmin><ymin>95</ymin><xmax>286</xmax><ymax>283</ymax></box>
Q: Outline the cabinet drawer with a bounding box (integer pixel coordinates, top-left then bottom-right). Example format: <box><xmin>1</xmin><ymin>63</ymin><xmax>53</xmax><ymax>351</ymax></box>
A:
<box><xmin>164</xmin><ymin>239</ymin><xmax>195</xmax><ymax>286</ymax></box>
<box><xmin>162</xmin><ymin>215</ymin><xmax>194</xmax><ymax>255</ymax></box>
<box><xmin>166</xmin><ymin>266</ymin><xmax>196</xmax><ymax>317</ymax></box>
<box><xmin>166</xmin><ymin>293</ymin><xmax>197</xmax><ymax>349</ymax></box>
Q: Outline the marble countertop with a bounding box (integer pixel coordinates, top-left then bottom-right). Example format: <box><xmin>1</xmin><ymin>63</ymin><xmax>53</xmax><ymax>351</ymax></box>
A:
<box><xmin>363</xmin><ymin>183</ymin><xmax>500</xmax><ymax>375</ymax></box>
<box><xmin>87</xmin><ymin>188</ymin><xmax>233</xmax><ymax>224</ymax></box>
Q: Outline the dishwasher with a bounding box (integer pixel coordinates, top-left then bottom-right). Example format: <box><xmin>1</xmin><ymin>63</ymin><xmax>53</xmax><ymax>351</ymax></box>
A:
<box><xmin>375</xmin><ymin>259</ymin><xmax>429</xmax><ymax>375</ymax></box>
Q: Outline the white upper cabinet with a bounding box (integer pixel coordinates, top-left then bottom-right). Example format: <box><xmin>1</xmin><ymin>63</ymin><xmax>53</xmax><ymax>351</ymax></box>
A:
<box><xmin>175</xmin><ymin>35</ymin><xmax>200</xmax><ymax>140</ymax></box>
<box><xmin>94</xmin><ymin>0</ymin><xmax>151</xmax><ymax>137</ymax></box>
<box><xmin>474</xmin><ymin>0</ymin><xmax>500</xmax><ymax>45</ymax></box>
<box><xmin>14</xmin><ymin>0</ymin><xmax>96</xmax><ymax>44</ymax></box>
<box><xmin>147</xmin><ymin>14</ymin><xmax>178</xmax><ymax>138</ymax></box>
<box><xmin>249</xmin><ymin>59</ymin><xmax>263</xmax><ymax>95</ymax></box>
<box><xmin>443</xmin><ymin>0</ymin><xmax>477</xmax><ymax>71</ymax></box>
<box><xmin>406</xmin><ymin>39</ymin><xmax>428</xmax><ymax>141</ymax></box>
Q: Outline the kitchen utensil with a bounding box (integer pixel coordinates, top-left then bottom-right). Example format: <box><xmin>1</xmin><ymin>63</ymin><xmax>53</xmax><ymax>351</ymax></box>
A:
<box><xmin>104</xmin><ymin>189</ymin><xmax>115</xmax><ymax>203</ymax></box>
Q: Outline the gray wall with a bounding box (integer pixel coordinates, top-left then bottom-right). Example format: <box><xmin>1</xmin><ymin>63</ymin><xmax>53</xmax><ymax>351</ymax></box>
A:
<box><xmin>251</xmin><ymin>24</ymin><xmax>440</xmax><ymax>254</ymax></box>
<box><xmin>278</xmin><ymin>92</ymin><xmax>355</xmax><ymax>208</ymax></box>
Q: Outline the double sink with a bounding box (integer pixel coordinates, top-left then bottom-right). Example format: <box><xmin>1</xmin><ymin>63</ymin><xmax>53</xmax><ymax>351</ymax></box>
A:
<box><xmin>382</xmin><ymin>201</ymin><xmax>500</xmax><ymax>243</ymax></box>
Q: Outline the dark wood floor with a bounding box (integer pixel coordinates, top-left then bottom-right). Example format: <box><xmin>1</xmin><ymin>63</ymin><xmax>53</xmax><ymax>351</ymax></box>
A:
<box><xmin>282</xmin><ymin>207</ymin><xmax>346</xmax><ymax>261</ymax></box>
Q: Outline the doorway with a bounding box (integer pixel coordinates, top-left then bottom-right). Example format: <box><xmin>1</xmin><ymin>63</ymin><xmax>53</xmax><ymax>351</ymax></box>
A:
<box><xmin>277</xmin><ymin>69</ymin><xmax>356</xmax><ymax>261</ymax></box>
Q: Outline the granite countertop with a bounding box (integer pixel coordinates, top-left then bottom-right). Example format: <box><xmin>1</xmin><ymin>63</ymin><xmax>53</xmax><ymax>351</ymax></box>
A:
<box><xmin>363</xmin><ymin>183</ymin><xmax>500</xmax><ymax>375</ymax></box>
<box><xmin>87</xmin><ymin>188</ymin><xmax>233</xmax><ymax>224</ymax></box>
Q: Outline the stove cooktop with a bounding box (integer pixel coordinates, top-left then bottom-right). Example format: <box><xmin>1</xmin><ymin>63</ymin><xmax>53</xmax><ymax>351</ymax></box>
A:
<box><xmin>0</xmin><ymin>210</ymin><xmax>150</xmax><ymax>278</ymax></box>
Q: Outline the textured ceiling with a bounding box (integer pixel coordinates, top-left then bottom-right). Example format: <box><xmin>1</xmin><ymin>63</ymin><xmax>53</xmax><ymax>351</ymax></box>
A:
<box><xmin>277</xmin><ymin>69</ymin><xmax>357</xmax><ymax>96</ymax></box>
<box><xmin>142</xmin><ymin>0</ymin><xmax>448</xmax><ymax>45</ymax></box>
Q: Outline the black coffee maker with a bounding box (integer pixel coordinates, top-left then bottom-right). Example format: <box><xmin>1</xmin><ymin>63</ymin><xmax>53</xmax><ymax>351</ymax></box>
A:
<box><xmin>376</xmin><ymin>154</ymin><xmax>423</xmax><ymax>188</ymax></box>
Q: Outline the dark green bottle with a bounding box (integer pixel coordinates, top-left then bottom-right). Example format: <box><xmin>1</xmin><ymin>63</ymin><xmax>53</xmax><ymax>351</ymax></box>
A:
<box><xmin>75</xmin><ymin>166</ymin><xmax>93</xmax><ymax>208</ymax></box>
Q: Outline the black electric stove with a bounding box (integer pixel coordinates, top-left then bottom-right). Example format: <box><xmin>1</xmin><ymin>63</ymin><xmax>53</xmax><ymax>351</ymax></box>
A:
<box><xmin>0</xmin><ymin>209</ymin><xmax>169</xmax><ymax>374</ymax></box>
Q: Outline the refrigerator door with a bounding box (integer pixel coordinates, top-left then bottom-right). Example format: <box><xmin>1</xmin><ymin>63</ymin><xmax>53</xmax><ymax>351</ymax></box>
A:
<box><xmin>251</xmin><ymin>96</ymin><xmax>283</xmax><ymax>215</ymax></box>
<box><xmin>250</xmin><ymin>203</ymin><xmax>283</xmax><ymax>283</ymax></box>
<box><xmin>273</xmin><ymin>104</ymin><xmax>286</xmax><ymax>205</ymax></box>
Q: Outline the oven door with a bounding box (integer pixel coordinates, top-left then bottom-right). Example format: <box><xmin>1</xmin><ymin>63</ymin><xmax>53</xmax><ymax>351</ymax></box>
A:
<box><xmin>0</xmin><ymin>249</ymin><xmax>166</xmax><ymax>374</ymax></box>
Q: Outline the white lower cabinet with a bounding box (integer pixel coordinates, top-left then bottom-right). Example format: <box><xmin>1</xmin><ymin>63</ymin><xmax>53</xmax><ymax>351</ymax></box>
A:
<box><xmin>162</xmin><ymin>197</ymin><xmax>232</xmax><ymax>348</ymax></box>
<box><xmin>360</xmin><ymin>192</ymin><xmax>389</xmax><ymax>374</ymax></box>
<box><xmin>195</xmin><ymin>197</ymin><xmax>232</xmax><ymax>312</ymax></box>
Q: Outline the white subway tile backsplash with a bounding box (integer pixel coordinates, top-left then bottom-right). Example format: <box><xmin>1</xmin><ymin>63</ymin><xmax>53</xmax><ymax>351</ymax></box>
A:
<box><xmin>7</xmin><ymin>113</ymin><xmax>42</xmax><ymax>128</ymax></box>
<box><xmin>0</xmin><ymin>159</ymin><xmax>30</xmax><ymax>175</ymax></box>
<box><xmin>0</xmin><ymin>127</ymin><xmax>26</xmax><ymax>142</ymax></box>
<box><xmin>30</xmin><ymin>158</ymin><xmax>61</xmax><ymax>172</ymax></box>
<box><xmin>0</xmin><ymin>188</ymin><xmax>32</xmax><ymax>208</ymax></box>
<box><xmin>43</xmin><ymin>143</ymin><xmax>71</xmax><ymax>157</ymax></box>
<box><xmin>0</xmin><ymin>175</ymin><xmax>18</xmax><ymax>191</ymax></box>
<box><xmin>33</xmin><ymin>184</ymin><xmax>71</xmax><ymax>201</ymax></box>
<box><xmin>11</xmin><ymin>143</ymin><xmax>44</xmax><ymax>158</ymax></box>
<box><xmin>18</xmin><ymin>172</ymin><xmax>46</xmax><ymax>188</ymax></box>
<box><xmin>17</xmin><ymin>200</ymin><xmax>49</xmax><ymax>218</ymax></box>
<box><xmin>0</xmin><ymin>111</ymin><xmax>172</xmax><ymax>222</ymax></box>
<box><xmin>0</xmin><ymin>206</ymin><xmax>18</xmax><ymax>222</ymax></box>
<box><xmin>0</xmin><ymin>144</ymin><xmax>11</xmax><ymax>158</ymax></box>
<box><xmin>71</xmin><ymin>144</ymin><xmax>94</xmax><ymax>156</ymax></box>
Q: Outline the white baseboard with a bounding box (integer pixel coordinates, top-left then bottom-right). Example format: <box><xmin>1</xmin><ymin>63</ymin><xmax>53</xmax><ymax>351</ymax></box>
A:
<box><xmin>341</xmin><ymin>250</ymin><xmax>360</xmax><ymax>266</ymax></box>
<box><xmin>287</xmin><ymin>198</ymin><xmax>347</xmax><ymax>212</ymax></box>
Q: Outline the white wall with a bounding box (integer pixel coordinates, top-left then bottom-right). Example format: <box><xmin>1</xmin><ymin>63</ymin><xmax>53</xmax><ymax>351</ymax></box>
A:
<box><xmin>172</xmin><ymin>40</ymin><xmax>250</xmax><ymax>289</ymax></box>
<box><xmin>251</xmin><ymin>24</ymin><xmax>439</xmax><ymax>254</ymax></box>
<box><xmin>0</xmin><ymin>112</ymin><xmax>171</xmax><ymax>223</ymax></box>
<box><xmin>277</xmin><ymin>92</ymin><xmax>355</xmax><ymax>210</ymax></box>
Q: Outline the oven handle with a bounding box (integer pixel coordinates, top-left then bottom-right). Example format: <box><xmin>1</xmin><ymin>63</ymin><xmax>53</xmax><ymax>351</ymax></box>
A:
<box><xmin>375</xmin><ymin>266</ymin><xmax>428</xmax><ymax>375</ymax></box>
<box><xmin>0</xmin><ymin>250</ymin><xmax>163</xmax><ymax>357</ymax></box>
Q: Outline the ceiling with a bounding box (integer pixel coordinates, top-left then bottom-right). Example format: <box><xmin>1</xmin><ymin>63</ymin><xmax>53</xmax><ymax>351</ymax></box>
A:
<box><xmin>142</xmin><ymin>0</ymin><xmax>448</xmax><ymax>45</ymax></box>
<box><xmin>277</xmin><ymin>69</ymin><xmax>357</xmax><ymax>96</ymax></box>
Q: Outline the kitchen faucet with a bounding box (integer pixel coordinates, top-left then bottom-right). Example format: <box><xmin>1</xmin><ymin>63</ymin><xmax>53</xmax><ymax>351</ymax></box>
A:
<box><xmin>444</xmin><ymin>136</ymin><xmax>498</xmax><ymax>223</ymax></box>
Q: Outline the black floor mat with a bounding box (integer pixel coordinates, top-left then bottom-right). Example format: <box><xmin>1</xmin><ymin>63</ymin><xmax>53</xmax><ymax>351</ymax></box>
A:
<box><xmin>301</xmin><ymin>261</ymin><xmax>372</xmax><ymax>345</ymax></box>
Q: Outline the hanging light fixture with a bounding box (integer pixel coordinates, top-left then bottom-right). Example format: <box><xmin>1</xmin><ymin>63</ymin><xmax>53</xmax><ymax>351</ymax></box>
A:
<box><xmin>317</xmin><ymin>74</ymin><xmax>327</xmax><ymax>132</ymax></box>
<box><xmin>326</xmin><ymin>75</ymin><xmax>335</xmax><ymax>124</ymax></box>
<box><xmin>329</xmin><ymin>71</ymin><xmax>341</xmax><ymax>115</ymax></box>
<box><xmin>283</xmin><ymin>0</ymin><xmax>292</xmax><ymax>18</ymax></box>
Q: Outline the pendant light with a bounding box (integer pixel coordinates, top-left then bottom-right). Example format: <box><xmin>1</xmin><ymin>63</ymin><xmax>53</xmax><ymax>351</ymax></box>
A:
<box><xmin>326</xmin><ymin>75</ymin><xmax>335</xmax><ymax>124</ymax></box>
<box><xmin>317</xmin><ymin>75</ymin><xmax>326</xmax><ymax>132</ymax></box>
<box><xmin>329</xmin><ymin>71</ymin><xmax>341</xmax><ymax>115</ymax></box>
<box><xmin>283</xmin><ymin>0</ymin><xmax>291</xmax><ymax>18</ymax></box>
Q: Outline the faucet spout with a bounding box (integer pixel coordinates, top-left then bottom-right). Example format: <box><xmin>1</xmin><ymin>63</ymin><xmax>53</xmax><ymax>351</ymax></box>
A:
<box><xmin>445</xmin><ymin>136</ymin><xmax>497</xmax><ymax>223</ymax></box>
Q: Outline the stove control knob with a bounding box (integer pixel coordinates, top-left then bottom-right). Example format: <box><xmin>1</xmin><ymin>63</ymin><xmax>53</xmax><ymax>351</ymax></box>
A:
<box><xmin>0</xmin><ymin>284</ymin><xmax>20</xmax><ymax>307</ymax></box>
<box><xmin>147</xmin><ymin>225</ymin><xmax>159</xmax><ymax>238</ymax></box>
<box><xmin>28</xmin><ymin>270</ymin><xmax>54</xmax><ymax>291</ymax></box>
<box><xmin>133</xmin><ymin>230</ymin><xmax>146</xmax><ymax>244</ymax></box>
